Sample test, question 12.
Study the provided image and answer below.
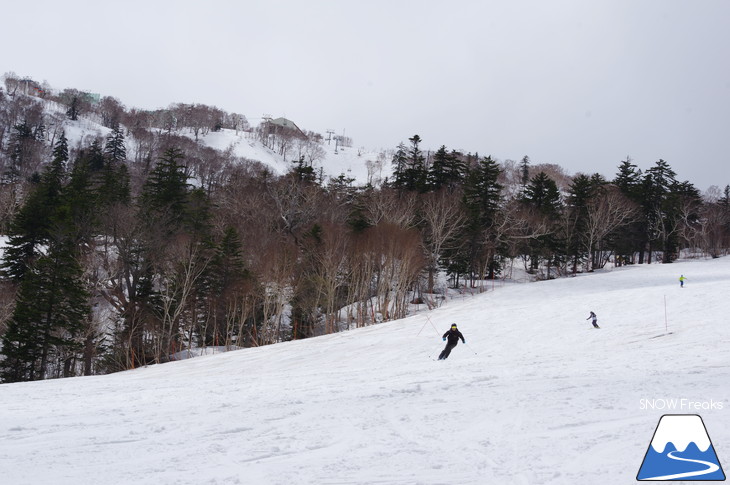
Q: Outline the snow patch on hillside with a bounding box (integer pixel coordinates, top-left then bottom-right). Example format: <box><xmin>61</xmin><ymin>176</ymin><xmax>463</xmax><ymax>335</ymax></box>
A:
<box><xmin>195</xmin><ymin>128</ymin><xmax>387</xmax><ymax>184</ymax></box>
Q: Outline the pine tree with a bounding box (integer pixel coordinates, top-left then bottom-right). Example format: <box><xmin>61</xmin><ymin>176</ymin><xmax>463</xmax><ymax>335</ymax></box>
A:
<box><xmin>0</xmin><ymin>240</ymin><xmax>90</xmax><ymax>382</ymax></box>
<box><xmin>85</xmin><ymin>140</ymin><xmax>107</xmax><ymax>173</ymax></box>
<box><xmin>454</xmin><ymin>156</ymin><xmax>503</xmax><ymax>280</ymax></box>
<box><xmin>140</xmin><ymin>147</ymin><xmax>191</xmax><ymax>230</ymax></box>
<box><xmin>614</xmin><ymin>157</ymin><xmax>642</xmax><ymax>195</ymax></box>
<box><xmin>566</xmin><ymin>173</ymin><xmax>607</xmax><ymax>271</ymax></box>
<box><xmin>428</xmin><ymin>145</ymin><xmax>465</xmax><ymax>192</ymax></box>
<box><xmin>61</xmin><ymin>150</ymin><xmax>101</xmax><ymax>245</ymax></box>
<box><xmin>613</xmin><ymin>157</ymin><xmax>646</xmax><ymax>263</ymax></box>
<box><xmin>3</xmin><ymin>120</ymin><xmax>41</xmax><ymax>184</ymax></box>
<box><xmin>631</xmin><ymin>159</ymin><xmax>699</xmax><ymax>263</ymax></box>
<box><xmin>463</xmin><ymin>156</ymin><xmax>503</xmax><ymax>227</ymax></box>
<box><xmin>99</xmin><ymin>125</ymin><xmax>130</xmax><ymax>207</ymax></box>
<box><xmin>1</xmin><ymin>136</ymin><xmax>69</xmax><ymax>281</ymax></box>
<box><xmin>392</xmin><ymin>136</ymin><xmax>427</xmax><ymax>192</ymax></box>
<box><xmin>66</xmin><ymin>95</ymin><xmax>81</xmax><ymax>121</ymax></box>
<box><xmin>104</xmin><ymin>126</ymin><xmax>127</xmax><ymax>165</ymax></box>
<box><xmin>719</xmin><ymin>185</ymin><xmax>730</xmax><ymax>208</ymax></box>
<box><xmin>200</xmin><ymin>226</ymin><xmax>254</xmax><ymax>346</ymax></box>
<box><xmin>1</xmin><ymin>191</ymin><xmax>48</xmax><ymax>281</ymax></box>
<box><xmin>521</xmin><ymin>172</ymin><xmax>564</xmax><ymax>275</ymax></box>
<box><xmin>51</xmin><ymin>131</ymin><xmax>69</xmax><ymax>173</ymax></box>
<box><xmin>404</xmin><ymin>134</ymin><xmax>427</xmax><ymax>192</ymax></box>
<box><xmin>523</xmin><ymin>172</ymin><xmax>562</xmax><ymax>217</ymax></box>
<box><xmin>290</xmin><ymin>156</ymin><xmax>317</xmax><ymax>184</ymax></box>
<box><xmin>520</xmin><ymin>156</ymin><xmax>530</xmax><ymax>188</ymax></box>
<box><xmin>43</xmin><ymin>131</ymin><xmax>69</xmax><ymax>204</ymax></box>
<box><xmin>390</xmin><ymin>142</ymin><xmax>408</xmax><ymax>189</ymax></box>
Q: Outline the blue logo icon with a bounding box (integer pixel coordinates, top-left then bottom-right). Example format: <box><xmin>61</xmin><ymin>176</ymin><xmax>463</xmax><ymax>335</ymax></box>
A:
<box><xmin>637</xmin><ymin>414</ymin><xmax>725</xmax><ymax>481</ymax></box>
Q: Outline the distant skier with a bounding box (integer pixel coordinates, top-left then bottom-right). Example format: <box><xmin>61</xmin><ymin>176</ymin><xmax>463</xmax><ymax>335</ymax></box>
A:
<box><xmin>587</xmin><ymin>311</ymin><xmax>600</xmax><ymax>329</ymax></box>
<box><xmin>679</xmin><ymin>275</ymin><xmax>687</xmax><ymax>288</ymax></box>
<box><xmin>439</xmin><ymin>323</ymin><xmax>465</xmax><ymax>360</ymax></box>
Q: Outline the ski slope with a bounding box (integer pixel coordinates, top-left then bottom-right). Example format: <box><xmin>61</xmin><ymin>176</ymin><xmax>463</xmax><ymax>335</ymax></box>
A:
<box><xmin>1</xmin><ymin>258</ymin><xmax>729</xmax><ymax>484</ymax></box>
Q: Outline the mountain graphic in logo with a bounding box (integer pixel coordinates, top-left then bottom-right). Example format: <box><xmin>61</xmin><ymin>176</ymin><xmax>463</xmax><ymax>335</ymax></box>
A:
<box><xmin>637</xmin><ymin>414</ymin><xmax>726</xmax><ymax>481</ymax></box>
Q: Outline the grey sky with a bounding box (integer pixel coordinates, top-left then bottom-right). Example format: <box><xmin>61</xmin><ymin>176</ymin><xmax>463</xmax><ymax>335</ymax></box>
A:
<box><xmin>3</xmin><ymin>0</ymin><xmax>729</xmax><ymax>191</ymax></box>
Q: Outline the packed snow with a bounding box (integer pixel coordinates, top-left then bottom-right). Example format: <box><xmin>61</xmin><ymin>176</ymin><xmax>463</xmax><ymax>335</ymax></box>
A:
<box><xmin>1</xmin><ymin>257</ymin><xmax>729</xmax><ymax>484</ymax></box>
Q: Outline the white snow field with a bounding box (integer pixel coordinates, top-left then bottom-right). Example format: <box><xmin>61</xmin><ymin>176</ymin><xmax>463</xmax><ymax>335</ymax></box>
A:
<box><xmin>1</xmin><ymin>258</ymin><xmax>729</xmax><ymax>485</ymax></box>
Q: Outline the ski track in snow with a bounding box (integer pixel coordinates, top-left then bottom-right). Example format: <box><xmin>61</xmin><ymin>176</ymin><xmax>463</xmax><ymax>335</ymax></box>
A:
<box><xmin>1</xmin><ymin>258</ymin><xmax>729</xmax><ymax>484</ymax></box>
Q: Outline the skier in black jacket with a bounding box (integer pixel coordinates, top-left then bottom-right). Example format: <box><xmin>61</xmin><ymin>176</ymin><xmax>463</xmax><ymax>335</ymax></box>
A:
<box><xmin>439</xmin><ymin>323</ymin><xmax>465</xmax><ymax>360</ymax></box>
<box><xmin>587</xmin><ymin>311</ymin><xmax>599</xmax><ymax>329</ymax></box>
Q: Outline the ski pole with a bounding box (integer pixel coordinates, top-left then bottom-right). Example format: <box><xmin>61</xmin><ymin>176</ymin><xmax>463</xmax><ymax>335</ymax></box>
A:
<box><xmin>429</xmin><ymin>344</ymin><xmax>443</xmax><ymax>360</ymax></box>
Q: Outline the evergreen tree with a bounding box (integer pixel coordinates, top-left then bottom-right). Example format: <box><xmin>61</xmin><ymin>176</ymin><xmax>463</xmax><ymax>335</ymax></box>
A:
<box><xmin>614</xmin><ymin>157</ymin><xmax>641</xmax><ymax>195</ymax></box>
<box><xmin>43</xmin><ymin>131</ymin><xmax>69</xmax><ymax>203</ymax></box>
<box><xmin>719</xmin><ymin>185</ymin><xmax>730</xmax><ymax>208</ymax></box>
<box><xmin>61</xmin><ymin>150</ymin><xmax>102</xmax><ymax>245</ymax></box>
<box><xmin>521</xmin><ymin>172</ymin><xmax>564</xmax><ymax>274</ymax></box>
<box><xmin>1</xmin><ymin>136</ymin><xmax>69</xmax><ymax>281</ymax></box>
<box><xmin>0</xmin><ymin>240</ymin><xmax>90</xmax><ymax>382</ymax></box>
<box><xmin>88</xmin><ymin>139</ymin><xmax>107</xmax><ymax>172</ymax></box>
<box><xmin>392</xmin><ymin>135</ymin><xmax>427</xmax><ymax>192</ymax></box>
<box><xmin>199</xmin><ymin>227</ymin><xmax>252</xmax><ymax>347</ymax></box>
<box><xmin>1</xmin><ymin>188</ymin><xmax>49</xmax><ymax>281</ymax></box>
<box><xmin>99</xmin><ymin>125</ymin><xmax>130</xmax><ymax>208</ymax></box>
<box><xmin>140</xmin><ymin>147</ymin><xmax>191</xmax><ymax>230</ymax></box>
<box><xmin>104</xmin><ymin>125</ymin><xmax>127</xmax><ymax>165</ymax></box>
<box><xmin>642</xmin><ymin>159</ymin><xmax>677</xmax><ymax>263</ymax></box>
<box><xmin>613</xmin><ymin>157</ymin><xmax>645</xmax><ymax>263</ymax></box>
<box><xmin>98</xmin><ymin>159</ymin><xmax>131</xmax><ymax>208</ymax></box>
<box><xmin>520</xmin><ymin>156</ymin><xmax>530</xmax><ymax>187</ymax></box>
<box><xmin>405</xmin><ymin>134</ymin><xmax>427</xmax><ymax>192</ymax></box>
<box><xmin>290</xmin><ymin>156</ymin><xmax>317</xmax><ymax>184</ymax></box>
<box><xmin>3</xmin><ymin>120</ymin><xmax>41</xmax><ymax>184</ymax></box>
<box><xmin>428</xmin><ymin>145</ymin><xmax>465</xmax><ymax>192</ymax></box>
<box><xmin>450</xmin><ymin>156</ymin><xmax>503</xmax><ymax>281</ymax></box>
<box><xmin>51</xmin><ymin>131</ymin><xmax>69</xmax><ymax>173</ymax></box>
<box><xmin>566</xmin><ymin>173</ymin><xmax>607</xmax><ymax>271</ymax></box>
<box><xmin>523</xmin><ymin>172</ymin><xmax>562</xmax><ymax>217</ymax></box>
<box><xmin>66</xmin><ymin>94</ymin><xmax>81</xmax><ymax>121</ymax></box>
<box><xmin>390</xmin><ymin>142</ymin><xmax>408</xmax><ymax>189</ymax></box>
<box><xmin>720</xmin><ymin>186</ymin><xmax>730</xmax><ymax>242</ymax></box>
<box><xmin>463</xmin><ymin>156</ymin><xmax>503</xmax><ymax>227</ymax></box>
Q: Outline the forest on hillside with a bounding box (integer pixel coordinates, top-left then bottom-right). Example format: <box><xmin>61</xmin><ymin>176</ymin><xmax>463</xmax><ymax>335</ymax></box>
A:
<box><xmin>1</xmin><ymin>73</ymin><xmax>729</xmax><ymax>383</ymax></box>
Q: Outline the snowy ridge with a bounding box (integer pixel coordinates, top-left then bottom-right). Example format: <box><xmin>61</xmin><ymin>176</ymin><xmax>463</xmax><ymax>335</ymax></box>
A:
<box><xmin>1</xmin><ymin>257</ymin><xmax>729</xmax><ymax>484</ymax></box>
<box><xmin>26</xmin><ymin>94</ymin><xmax>387</xmax><ymax>185</ymax></box>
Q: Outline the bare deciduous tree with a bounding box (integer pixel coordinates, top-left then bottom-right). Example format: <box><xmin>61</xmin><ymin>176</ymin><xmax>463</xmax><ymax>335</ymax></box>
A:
<box><xmin>584</xmin><ymin>187</ymin><xmax>639</xmax><ymax>270</ymax></box>
<box><xmin>420</xmin><ymin>190</ymin><xmax>466</xmax><ymax>296</ymax></box>
<box><xmin>364</xmin><ymin>188</ymin><xmax>418</xmax><ymax>229</ymax></box>
<box><xmin>153</xmin><ymin>235</ymin><xmax>211</xmax><ymax>362</ymax></box>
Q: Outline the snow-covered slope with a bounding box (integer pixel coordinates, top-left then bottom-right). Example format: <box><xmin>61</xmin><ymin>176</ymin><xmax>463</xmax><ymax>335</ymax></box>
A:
<box><xmin>1</xmin><ymin>258</ymin><xmax>729</xmax><ymax>484</ymax></box>
<box><xmin>29</xmin><ymin>95</ymin><xmax>387</xmax><ymax>185</ymax></box>
<box><xmin>196</xmin><ymin>128</ymin><xmax>384</xmax><ymax>184</ymax></box>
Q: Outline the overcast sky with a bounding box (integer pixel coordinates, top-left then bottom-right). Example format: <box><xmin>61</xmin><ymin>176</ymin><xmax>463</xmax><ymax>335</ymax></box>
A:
<box><xmin>3</xmin><ymin>0</ymin><xmax>729</xmax><ymax>191</ymax></box>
